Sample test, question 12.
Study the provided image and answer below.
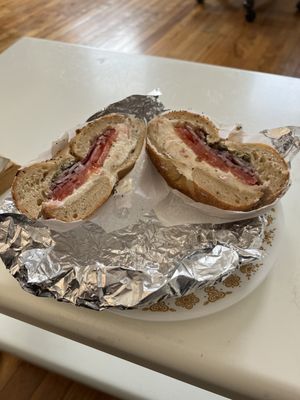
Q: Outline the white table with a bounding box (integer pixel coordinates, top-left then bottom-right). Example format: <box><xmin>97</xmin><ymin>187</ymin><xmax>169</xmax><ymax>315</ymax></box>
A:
<box><xmin>1</xmin><ymin>37</ymin><xmax>300</xmax><ymax>400</ymax></box>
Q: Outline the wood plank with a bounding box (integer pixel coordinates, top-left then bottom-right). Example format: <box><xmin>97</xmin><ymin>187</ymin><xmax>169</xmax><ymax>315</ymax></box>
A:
<box><xmin>0</xmin><ymin>353</ymin><xmax>119</xmax><ymax>400</ymax></box>
<box><xmin>30</xmin><ymin>372</ymin><xmax>72</xmax><ymax>400</ymax></box>
<box><xmin>0</xmin><ymin>352</ymin><xmax>22</xmax><ymax>391</ymax></box>
<box><xmin>0</xmin><ymin>358</ymin><xmax>47</xmax><ymax>400</ymax></box>
<box><xmin>62</xmin><ymin>382</ymin><xmax>119</xmax><ymax>400</ymax></box>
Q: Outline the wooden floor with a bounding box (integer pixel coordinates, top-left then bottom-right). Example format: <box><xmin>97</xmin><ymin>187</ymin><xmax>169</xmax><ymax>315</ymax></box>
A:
<box><xmin>0</xmin><ymin>352</ymin><xmax>118</xmax><ymax>400</ymax></box>
<box><xmin>0</xmin><ymin>0</ymin><xmax>300</xmax><ymax>77</ymax></box>
<box><xmin>0</xmin><ymin>0</ymin><xmax>299</xmax><ymax>399</ymax></box>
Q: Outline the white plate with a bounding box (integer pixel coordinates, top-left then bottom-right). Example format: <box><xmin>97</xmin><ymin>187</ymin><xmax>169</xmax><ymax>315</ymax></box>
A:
<box><xmin>111</xmin><ymin>204</ymin><xmax>283</xmax><ymax>321</ymax></box>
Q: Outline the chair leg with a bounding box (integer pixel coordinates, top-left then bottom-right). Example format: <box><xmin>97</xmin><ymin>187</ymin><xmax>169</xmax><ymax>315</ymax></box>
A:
<box><xmin>244</xmin><ymin>0</ymin><xmax>256</xmax><ymax>22</ymax></box>
<box><xmin>297</xmin><ymin>1</ymin><xmax>300</xmax><ymax>11</ymax></box>
<box><xmin>196</xmin><ymin>0</ymin><xmax>204</xmax><ymax>4</ymax></box>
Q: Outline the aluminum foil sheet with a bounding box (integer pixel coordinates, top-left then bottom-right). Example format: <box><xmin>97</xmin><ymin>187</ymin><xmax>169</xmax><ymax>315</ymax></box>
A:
<box><xmin>87</xmin><ymin>94</ymin><xmax>165</xmax><ymax>123</ymax></box>
<box><xmin>261</xmin><ymin>126</ymin><xmax>300</xmax><ymax>165</ymax></box>
<box><xmin>0</xmin><ymin>197</ymin><xmax>265</xmax><ymax>309</ymax></box>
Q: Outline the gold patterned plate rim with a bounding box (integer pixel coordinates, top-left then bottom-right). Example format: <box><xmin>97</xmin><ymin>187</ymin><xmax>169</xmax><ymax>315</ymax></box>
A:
<box><xmin>110</xmin><ymin>205</ymin><xmax>282</xmax><ymax>322</ymax></box>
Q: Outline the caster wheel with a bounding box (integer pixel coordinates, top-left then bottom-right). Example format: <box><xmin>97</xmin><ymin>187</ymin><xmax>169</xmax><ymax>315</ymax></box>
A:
<box><xmin>197</xmin><ymin>0</ymin><xmax>204</xmax><ymax>4</ymax></box>
<box><xmin>245</xmin><ymin>9</ymin><xmax>256</xmax><ymax>22</ymax></box>
<box><xmin>297</xmin><ymin>1</ymin><xmax>300</xmax><ymax>11</ymax></box>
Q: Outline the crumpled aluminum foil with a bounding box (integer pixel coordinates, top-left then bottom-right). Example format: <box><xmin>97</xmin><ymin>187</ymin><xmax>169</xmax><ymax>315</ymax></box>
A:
<box><xmin>87</xmin><ymin>94</ymin><xmax>165</xmax><ymax>123</ymax></box>
<box><xmin>0</xmin><ymin>198</ymin><xmax>265</xmax><ymax>309</ymax></box>
<box><xmin>261</xmin><ymin>126</ymin><xmax>300</xmax><ymax>165</ymax></box>
<box><xmin>0</xmin><ymin>95</ymin><xmax>299</xmax><ymax>310</ymax></box>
